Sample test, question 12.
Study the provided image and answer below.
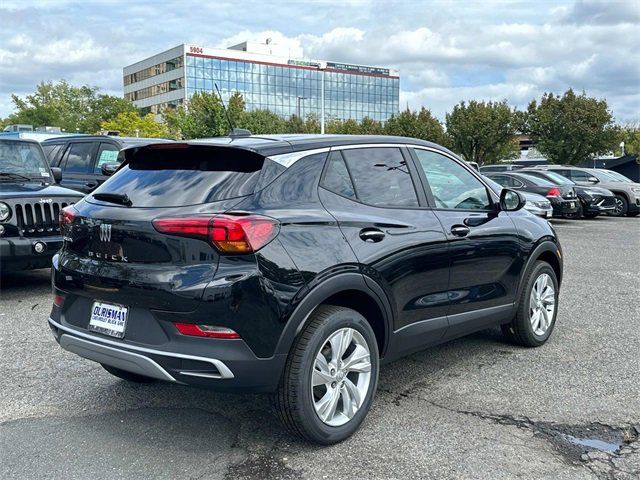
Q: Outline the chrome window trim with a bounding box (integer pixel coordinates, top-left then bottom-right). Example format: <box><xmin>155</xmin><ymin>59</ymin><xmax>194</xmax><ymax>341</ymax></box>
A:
<box><xmin>269</xmin><ymin>147</ymin><xmax>330</xmax><ymax>168</ymax></box>
<box><xmin>49</xmin><ymin>317</ymin><xmax>235</xmax><ymax>379</ymax></box>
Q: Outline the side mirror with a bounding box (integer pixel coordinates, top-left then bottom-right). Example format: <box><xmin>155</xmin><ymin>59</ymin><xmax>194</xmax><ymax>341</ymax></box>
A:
<box><xmin>587</xmin><ymin>176</ymin><xmax>599</xmax><ymax>183</ymax></box>
<box><xmin>50</xmin><ymin>167</ymin><xmax>62</xmax><ymax>183</ymax></box>
<box><xmin>101</xmin><ymin>163</ymin><xmax>120</xmax><ymax>176</ymax></box>
<box><xmin>499</xmin><ymin>188</ymin><xmax>526</xmax><ymax>212</ymax></box>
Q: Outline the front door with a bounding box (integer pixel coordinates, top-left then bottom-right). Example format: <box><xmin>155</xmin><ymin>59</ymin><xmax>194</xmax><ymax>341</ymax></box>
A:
<box><xmin>410</xmin><ymin>147</ymin><xmax>523</xmax><ymax>338</ymax></box>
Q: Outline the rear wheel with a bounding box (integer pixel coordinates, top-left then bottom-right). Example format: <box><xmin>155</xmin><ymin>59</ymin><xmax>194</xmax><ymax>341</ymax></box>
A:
<box><xmin>502</xmin><ymin>261</ymin><xmax>558</xmax><ymax>347</ymax></box>
<box><xmin>101</xmin><ymin>364</ymin><xmax>157</xmax><ymax>383</ymax></box>
<box><xmin>274</xmin><ymin>305</ymin><xmax>379</xmax><ymax>445</ymax></box>
<box><xmin>611</xmin><ymin>195</ymin><xmax>628</xmax><ymax>217</ymax></box>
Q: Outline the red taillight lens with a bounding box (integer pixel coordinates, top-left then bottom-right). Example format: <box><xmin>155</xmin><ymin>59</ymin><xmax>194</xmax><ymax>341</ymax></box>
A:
<box><xmin>53</xmin><ymin>294</ymin><xmax>64</xmax><ymax>307</ymax></box>
<box><xmin>59</xmin><ymin>205</ymin><xmax>78</xmax><ymax>230</ymax></box>
<box><xmin>152</xmin><ymin>215</ymin><xmax>279</xmax><ymax>254</ymax></box>
<box><xmin>174</xmin><ymin>322</ymin><xmax>240</xmax><ymax>339</ymax></box>
<box><xmin>546</xmin><ymin>187</ymin><xmax>561</xmax><ymax>197</ymax></box>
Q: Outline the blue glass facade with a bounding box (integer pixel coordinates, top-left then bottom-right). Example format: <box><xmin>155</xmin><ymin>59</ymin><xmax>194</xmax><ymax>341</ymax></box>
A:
<box><xmin>185</xmin><ymin>54</ymin><xmax>399</xmax><ymax>122</ymax></box>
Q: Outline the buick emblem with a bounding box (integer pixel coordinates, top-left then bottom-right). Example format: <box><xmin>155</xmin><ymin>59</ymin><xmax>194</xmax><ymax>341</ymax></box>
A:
<box><xmin>99</xmin><ymin>224</ymin><xmax>112</xmax><ymax>242</ymax></box>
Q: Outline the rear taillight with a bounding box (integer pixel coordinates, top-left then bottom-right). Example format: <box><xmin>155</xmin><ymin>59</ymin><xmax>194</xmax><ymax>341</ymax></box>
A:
<box><xmin>59</xmin><ymin>205</ymin><xmax>78</xmax><ymax>230</ymax></box>
<box><xmin>152</xmin><ymin>214</ymin><xmax>279</xmax><ymax>254</ymax></box>
<box><xmin>174</xmin><ymin>323</ymin><xmax>240</xmax><ymax>339</ymax></box>
<box><xmin>53</xmin><ymin>294</ymin><xmax>64</xmax><ymax>307</ymax></box>
<box><xmin>546</xmin><ymin>187</ymin><xmax>562</xmax><ymax>197</ymax></box>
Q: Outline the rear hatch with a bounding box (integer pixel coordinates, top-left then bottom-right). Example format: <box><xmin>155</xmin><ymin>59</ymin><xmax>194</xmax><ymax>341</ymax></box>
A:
<box><xmin>57</xmin><ymin>144</ymin><xmax>267</xmax><ymax>312</ymax></box>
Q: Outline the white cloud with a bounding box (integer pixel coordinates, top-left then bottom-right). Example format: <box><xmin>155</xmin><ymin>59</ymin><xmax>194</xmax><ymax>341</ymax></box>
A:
<box><xmin>0</xmin><ymin>0</ymin><xmax>638</xmax><ymax>123</ymax></box>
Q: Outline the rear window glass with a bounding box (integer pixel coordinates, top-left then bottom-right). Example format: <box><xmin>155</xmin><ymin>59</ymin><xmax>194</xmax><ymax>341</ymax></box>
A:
<box><xmin>91</xmin><ymin>145</ymin><xmax>264</xmax><ymax>207</ymax></box>
<box><xmin>518</xmin><ymin>173</ymin><xmax>553</xmax><ymax>186</ymax></box>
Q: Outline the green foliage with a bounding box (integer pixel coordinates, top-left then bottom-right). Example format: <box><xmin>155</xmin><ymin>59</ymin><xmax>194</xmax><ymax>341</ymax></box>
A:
<box><xmin>101</xmin><ymin>111</ymin><xmax>170</xmax><ymax>138</ymax></box>
<box><xmin>163</xmin><ymin>91</ymin><xmax>228</xmax><ymax>139</ymax></box>
<box><xmin>446</xmin><ymin>100</ymin><xmax>519</xmax><ymax>165</ymax></box>
<box><xmin>385</xmin><ymin>108</ymin><xmax>448</xmax><ymax>145</ymax></box>
<box><xmin>238</xmin><ymin>109</ymin><xmax>286</xmax><ymax>134</ymax></box>
<box><xmin>326</xmin><ymin>118</ymin><xmax>361</xmax><ymax>134</ymax></box>
<box><xmin>615</xmin><ymin>122</ymin><xmax>640</xmax><ymax>157</ymax></box>
<box><xmin>526</xmin><ymin>89</ymin><xmax>618</xmax><ymax>165</ymax></box>
<box><xmin>3</xmin><ymin>80</ymin><xmax>135</xmax><ymax>133</ymax></box>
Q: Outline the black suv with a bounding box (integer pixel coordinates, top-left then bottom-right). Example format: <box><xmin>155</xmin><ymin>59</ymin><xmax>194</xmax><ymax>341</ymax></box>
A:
<box><xmin>48</xmin><ymin>135</ymin><xmax>563</xmax><ymax>444</ymax></box>
<box><xmin>0</xmin><ymin>138</ymin><xmax>83</xmax><ymax>272</ymax></box>
<box><xmin>42</xmin><ymin>135</ymin><xmax>173</xmax><ymax>193</ymax></box>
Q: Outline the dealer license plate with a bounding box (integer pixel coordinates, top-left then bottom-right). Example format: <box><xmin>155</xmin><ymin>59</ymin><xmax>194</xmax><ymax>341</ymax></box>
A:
<box><xmin>88</xmin><ymin>301</ymin><xmax>129</xmax><ymax>338</ymax></box>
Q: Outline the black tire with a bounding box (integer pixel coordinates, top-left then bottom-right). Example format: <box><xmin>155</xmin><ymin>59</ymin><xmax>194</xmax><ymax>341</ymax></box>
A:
<box><xmin>583</xmin><ymin>211</ymin><xmax>599</xmax><ymax>219</ymax></box>
<box><xmin>611</xmin><ymin>195</ymin><xmax>628</xmax><ymax>217</ymax></box>
<box><xmin>273</xmin><ymin>305</ymin><xmax>379</xmax><ymax>445</ymax></box>
<box><xmin>501</xmin><ymin>261</ymin><xmax>559</xmax><ymax>347</ymax></box>
<box><xmin>101</xmin><ymin>364</ymin><xmax>157</xmax><ymax>383</ymax></box>
<box><xmin>562</xmin><ymin>203</ymin><xmax>583</xmax><ymax>219</ymax></box>
<box><xmin>627</xmin><ymin>211</ymin><xmax>638</xmax><ymax>217</ymax></box>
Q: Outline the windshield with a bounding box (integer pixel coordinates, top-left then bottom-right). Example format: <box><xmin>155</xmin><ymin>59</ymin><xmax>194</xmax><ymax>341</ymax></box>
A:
<box><xmin>599</xmin><ymin>170</ymin><xmax>632</xmax><ymax>182</ymax></box>
<box><xmin>518</xmin><ymin>173</ymin><xmax>554</xmax><ymax>186</ymax></box>
<box><xmin>0</xmin><ymin>141</ymin><xmax>50</xmax><ymax>178</ymax></box>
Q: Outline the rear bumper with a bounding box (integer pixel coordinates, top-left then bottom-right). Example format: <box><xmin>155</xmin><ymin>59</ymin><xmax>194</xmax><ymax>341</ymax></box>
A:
<box><xmin>48</xmin><ymin>317</ymin><xmax>286</xmax><ymax>392</ymax></box>
<box><xmin>0</xmin><ymin>235</ymin><xmax>62</xmax><ymax>271</ymax></box>
<box><xmin>550</xmin><ymin>198</ymin><xmax>579</xmax><ymax>217</ymax></box>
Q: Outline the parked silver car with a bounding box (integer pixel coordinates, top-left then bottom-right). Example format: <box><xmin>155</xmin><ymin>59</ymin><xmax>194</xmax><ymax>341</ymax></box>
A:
<box><xmin>528</xmin><ymin>166</ymin><xmax>640</xmax><ymax>217</ymax></box>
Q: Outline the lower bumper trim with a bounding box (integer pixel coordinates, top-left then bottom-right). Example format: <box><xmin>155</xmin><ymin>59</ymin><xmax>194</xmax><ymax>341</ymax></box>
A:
<box><xmin>60</xmin><ymin>334</ymin><xmax>177</xmax><ymax>382</ymax></box>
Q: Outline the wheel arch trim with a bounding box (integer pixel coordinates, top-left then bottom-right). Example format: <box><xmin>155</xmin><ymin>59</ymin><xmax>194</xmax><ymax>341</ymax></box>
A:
<box><xmin>274</xmin><ymin>272</ymin><xmax>393</xmax><ymax>357</ymax></box>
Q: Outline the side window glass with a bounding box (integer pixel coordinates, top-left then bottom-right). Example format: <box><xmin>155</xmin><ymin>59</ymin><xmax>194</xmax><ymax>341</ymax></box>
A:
<box><xmin>63</xmin><ymin>142</ymin><xmax>94</xmax><ymax>173</ymax></box>
<box><xmin>42</xmin><ymin>144</ymin><xmax>62</xmax><ymax>164</ymax></box>
<box><xmin>342</xmin><ymin>148</ymin><xmax>419</xmax><ymax>207</ymax></box>
<box><xmin>95</xmin><ymin>143</ymin><xmax>121</xmax><ymax>173</ymax></box>
<box><xmin>512</xmin><ymin>178</ymin><xmax>524</xmax><ymax>188</ymax></box>
<box><xmin>570</xmin><ymin>170</ymin><xmax>589</xmax><ymax>181</ymax></box>
<box><xmin>489</xmin><ymin>175</ymin><xmax>509</xmax><ymax>187</ymax></box>
<box><xmin>321</xmin><ymin>151</ymin><xmax>356</xmax><ymax>199</ymax></box>
<box><xmin>414</xmin><ymin>149</ymin><xmax>491</xmax><ymax>210</ymax></box>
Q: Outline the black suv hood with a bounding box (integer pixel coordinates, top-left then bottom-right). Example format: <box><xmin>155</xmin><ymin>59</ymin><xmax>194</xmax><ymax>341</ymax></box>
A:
<box><xmin>0</xmin><ymin>182</ymin><xmax>83</xmax><ymax>199</ymax></box>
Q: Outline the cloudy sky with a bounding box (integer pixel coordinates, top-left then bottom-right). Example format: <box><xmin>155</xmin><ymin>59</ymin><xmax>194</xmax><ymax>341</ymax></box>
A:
<box><xmin>1</xmin><ymin>0</ymin><xmax>638</xmax><ymax>122</ymax></box>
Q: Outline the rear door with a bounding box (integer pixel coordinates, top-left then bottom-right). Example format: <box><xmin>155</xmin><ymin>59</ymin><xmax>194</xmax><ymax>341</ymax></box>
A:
<box><xmin>410</xmin><ymin>147</ymin><xmax>522</xmax><ymax>338</ymax></box>
<box><xmin>318</xmin><ymin>146</ymin><xmax>450</xmax><ymax>355</ymax></box>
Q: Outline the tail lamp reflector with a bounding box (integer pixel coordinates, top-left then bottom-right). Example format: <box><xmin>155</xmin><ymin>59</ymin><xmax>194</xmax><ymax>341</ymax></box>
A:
<box><xmin>174</xmin><ymin>323</ymin><xmax>240</xmax><ymax>339</ymax></box>
<box><xmin>53</xmin><ymin>294</ymin><xmax>64</xmax><ymax>307</ymax></box>
<box><xmin>59</xmin><ymin>205</ymin><xmax>78</xmax><ymax>230</ymax></box>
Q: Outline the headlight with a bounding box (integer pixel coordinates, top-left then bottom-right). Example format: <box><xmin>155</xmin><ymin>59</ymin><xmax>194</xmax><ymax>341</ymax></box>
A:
<box><xmin>631</xmin><ymin>188</ymin><xmax>640</xmax><ymax>194</ymax></box>
<box><xmin>0</xmin><ymin>202</ymin><xmax>11</xmax><ymax>222</ymax></box>
<box><xmin>534</xmin><ymin>201</ymin><xmax>551</xmax><ymax>208</ymax></box>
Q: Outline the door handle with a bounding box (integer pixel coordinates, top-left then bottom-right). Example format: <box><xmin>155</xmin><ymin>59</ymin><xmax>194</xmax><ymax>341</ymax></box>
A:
<box><xmin>84</xmin><ymin>181</ymin><xmax>98</xmax><ymax>190</ymax></box>
<box><xmin>359</xmin><ymin>228</ymin><xmax>385</xmax><ymax>243</ymax></box>
<box><xmin>450</xmin><ymin>225</ymin><xmax>470</xmax><ymax>237</ymax></box>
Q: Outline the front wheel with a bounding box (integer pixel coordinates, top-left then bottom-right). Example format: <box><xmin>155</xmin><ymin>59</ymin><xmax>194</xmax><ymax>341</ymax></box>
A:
<box><xmin>611</xmin><ymin>195</ymin><xmax>628</xmax><ymax>217</ymax></box>
<box><xmin>502</xmin><ymin>261</ymin><xmax>559</xmax><ymax>347</ymax></box>
<box><xmin>274</xmin><ymin>305</ymin><xmax>379</xmax><ymax>445</ymax></box>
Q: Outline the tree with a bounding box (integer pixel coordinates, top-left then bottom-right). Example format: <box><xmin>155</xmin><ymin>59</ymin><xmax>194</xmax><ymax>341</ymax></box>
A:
<box><xmin>445</xmin><ymin>100</ymin><xmax>519</xmax><ymax>165</ymax></box>
<box><xmin>384</xmin><ymin>108</ymin><xmax>448</xmax><ymax>145</ymax></box>
<box><xmin>101</xmin><ymin>111</ymin><xmax>170</xmax><ymax>138</ymax></box>
<box><xmin>3</xmin><ymin>80</ymin><xmax>135</xmax><ymax>133</ymax></box>
<box><xmin>163</xmin><ymin>91</ymin><xmax>228</xmax><ymax>139</ymax></box>
<box><xmin>526</xmin><ymin>89</ymin><xmax>618</xmax><ymax>165</ymax></box>
<box><xmin>238</xmin><ymin>109</ymin><xmax>286</xmax><ymax>134</ymax></box>
<box><xmin>615</xmin><ymin>122</ymin><xmax>640</xmax><ymax>157</ymax></box>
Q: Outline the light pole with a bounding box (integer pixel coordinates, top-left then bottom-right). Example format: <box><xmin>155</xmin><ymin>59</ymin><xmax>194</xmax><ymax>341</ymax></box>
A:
<box><xmin>319</xmin><ymin>62</ymin><xmax>327</xmax><ymax>134</ymax></box>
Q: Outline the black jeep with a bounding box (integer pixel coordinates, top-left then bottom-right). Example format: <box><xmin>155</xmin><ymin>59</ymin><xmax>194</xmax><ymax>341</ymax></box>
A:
<box><xmin>0</xmin><ymin>138</ymin><xmax>83</xmax><ymax>273</ymax></box>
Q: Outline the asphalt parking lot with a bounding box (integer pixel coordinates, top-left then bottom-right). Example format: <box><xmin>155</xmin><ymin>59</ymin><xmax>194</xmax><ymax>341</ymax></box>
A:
<box><xmin>0</xmin><ymin>216</ymin><xmax>638</xmax><ymax>480</ymax></box>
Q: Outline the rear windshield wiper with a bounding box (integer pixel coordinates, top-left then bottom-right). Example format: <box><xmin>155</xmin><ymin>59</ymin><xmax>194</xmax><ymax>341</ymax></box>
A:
<box><xmin>0</xmin><ymin>172</ymin><xmax>33</xmax><ymax>181</ymax></box>
<box><xmin>92</xmin><ymin>192</ymin><xmax>133</xmax><ymax>207</ymax></box>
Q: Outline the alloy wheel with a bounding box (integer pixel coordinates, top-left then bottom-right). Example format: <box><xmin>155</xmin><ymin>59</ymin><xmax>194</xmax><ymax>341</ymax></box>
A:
<box><xmin>612</xmin><ymin>197</ymin><xmax>624</xmax><ymax>216</ymax></box>
<box><xmin>311</xmin><ymin>327</ymin><xmax>372</xmax><ymax>426</ymax></box>
<box><xmin>529</xmin><ymin>273</ymin><xmax>556</xmax><ymax>336</ymax></box>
